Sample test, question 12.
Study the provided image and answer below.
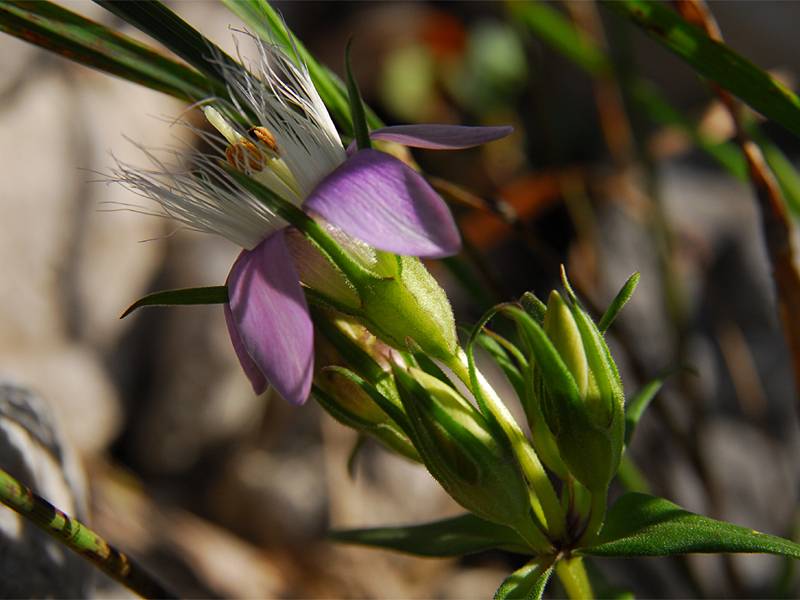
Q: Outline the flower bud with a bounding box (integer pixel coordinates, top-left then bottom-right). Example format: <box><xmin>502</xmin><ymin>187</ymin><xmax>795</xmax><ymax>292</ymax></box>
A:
<box><xmin>532</xmin><ymin>291</ymin><xmax>625</xmax><ymax>492</ymax></box>
<box><xmin>393</xmin><ymin>367</ymin><xmax>535</xmax><ymax>537</ymax></box>
<box><xmin>313</xmin><ymin>312</ymin><xmax>419</xmax><ymax>461</ymax></box>
<box><xmin>358</xmin><ymin>257</ymin><xmax>458</xmax><ymax>361</ymax></box>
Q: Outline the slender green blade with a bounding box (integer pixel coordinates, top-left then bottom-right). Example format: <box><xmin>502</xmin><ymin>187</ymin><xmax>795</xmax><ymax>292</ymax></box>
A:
<box><xmin>494</xmin><ymin>559</ymin><xmax>553</xmax><ymax>600</ymax></box>
<box><xmin>345</xmin><ymin>39</ymin><xmax>371</xmax><ymax>150</ymax></box>
<box><xmin>94</xmin><ymin>0</ymin><xmax>239</xmax><ymax>91</ymax></box>
<box><xmin>624</xmin><ymin>376</ymin><xmax>666</xmax><ymax>446</ymax></box>
<box><xmin>0</xmin><ymin>0</ymin><xmax>215</xmax><ymax>101</ymax></box>
<box><xmin>607</xmin><ymin>0</ymin><xmax>800</xmax><ymax>140</ymax></box>
<box><xmin>121</xmin><ymin>286</ymin><xmax>228</xmax><ymax>318</ymax></box>
<box><xmin>599</xmin><ymin>272</ymin><xmax>640</xmax><ymax>333</ymax></box>
<box><xmin>220</xmin><ymin>0</ymin><xmax>383</xmax><ymax>134</ymax></box>
<box><xmin>330</xmin><ymin>513</ymin><xmax>529</xmax><ymax>557</ymax></box>
<box><xmin>582</xmin><ymin>492</ymin><xmax>800</xmax><ymax>558</ymax></box>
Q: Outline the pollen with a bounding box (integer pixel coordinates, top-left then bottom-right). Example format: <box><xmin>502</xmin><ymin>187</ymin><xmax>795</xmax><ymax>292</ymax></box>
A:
<box><xmin>226</xmin><ymin>139</ymin><xmax>266</xmax><ymax>172</ymax></box>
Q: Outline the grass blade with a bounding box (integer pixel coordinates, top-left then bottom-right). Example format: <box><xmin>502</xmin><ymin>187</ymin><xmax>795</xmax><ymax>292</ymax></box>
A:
<box><xmin>0</xmin><ymin>0</ymin><xmax>215</xmax><ymax>101</ymax></box>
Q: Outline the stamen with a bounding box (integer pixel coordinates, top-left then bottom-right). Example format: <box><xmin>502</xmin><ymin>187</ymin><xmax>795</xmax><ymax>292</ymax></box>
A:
<box><xmin>248</xmin><ymin>126</ymin><xmax>280</xmax><ymax>155</ymax></box>
<box><xmin>226</xmin><ymin>139</ymin><xmax>266</xmax><ymax>172</ymax></box>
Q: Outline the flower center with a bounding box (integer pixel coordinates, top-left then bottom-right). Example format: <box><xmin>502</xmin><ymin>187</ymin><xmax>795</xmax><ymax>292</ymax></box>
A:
<box><xmin>204</xmin><ymin>106</ymin><xmax>302</xmax><ymax>202</ymax></box>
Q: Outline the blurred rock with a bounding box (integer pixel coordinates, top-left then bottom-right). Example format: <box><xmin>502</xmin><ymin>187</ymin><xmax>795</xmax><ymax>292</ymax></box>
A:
<box><xmin>0</xmin><ymin>344</ymin><xmax>122</xmax><ymax>456</ymax></box>
<box><xmin>0</xmin><ymin>381</ymin><xmax>93</xmax><ymax>597</ymax></box>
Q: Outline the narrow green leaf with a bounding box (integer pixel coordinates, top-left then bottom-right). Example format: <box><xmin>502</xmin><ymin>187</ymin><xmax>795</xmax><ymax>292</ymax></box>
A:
<box><xmin>582</xmin><ymin>492</ymin><xmax>800</xmax><ymax>558</ymax></box>
<box><xmin>121</xmin><ymin>286</ymin><xmax>227</xmax><ymax>318</ymax></box>
<box><xmin>220</xmin><ymin>0</ymin><xmax>383</xmax><ymax>134</ymax></box>
<box><xmin>345</xmin><ymin>39</ymin><xmax>371</xmax><ymax>150</ymax></box>
<box><xmin>94</xmin><ymin>0</ymin><xmax>239</xmax><ymax>92</ymax></box>
<box><xmin>607</xmin><ymin>0</ymin><xmax>800</xmax><ymax>140</ymax></box>
<box><xmin>475</xmin><ymin>333</ymin><xmax>526</xmax><ymax>400</ymax></box>
<box><xmin>494</xmin><ymin>558</ymin><xmax>553</xmax><ymax>600</ymax></box>
<box><xmin>598</xmin><ymin>272</ymin><xmax>640</xmax><ymax>334</ymax></box>
<box><xmin>329</xmin><ymin>513</ymin><xmax>530</xmax><ymax>557</ymax></box>
<box><xmin>624</xmin><ymin>375</ymin><xmax>667</xmax><ymax>446</ymax></box>
<box><xmin>0</xmin><ymin>1</ymin><xmax>216</xmax><ymax>101</ymax></box>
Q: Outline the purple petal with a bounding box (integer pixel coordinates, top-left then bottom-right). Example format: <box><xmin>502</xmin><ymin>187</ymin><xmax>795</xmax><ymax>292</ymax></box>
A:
<box><xmin>224</xmin><ymin>300</ymin><xmax>267</xmax><ymax>395</ymax></box>
<box><xmin>226</xmin><ymin>230</ymin><xmax>313</xmax><ymax>405</ymax></box>
<box><xmin>370</xmin><ymin>124</ymin><xmax>513</xmax><ymax>149</ymax></box>
<box><xmin>304</xmin><ymin>149</ymin><xmax>461</xmax><ymax>258</ymax></box>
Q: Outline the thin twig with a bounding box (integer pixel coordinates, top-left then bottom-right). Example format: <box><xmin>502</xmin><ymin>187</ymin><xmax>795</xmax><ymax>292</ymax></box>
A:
<box><xmin>0</xmin><ymin>468</ymin><xmax>176</xmax><ymax>599</ymax></box>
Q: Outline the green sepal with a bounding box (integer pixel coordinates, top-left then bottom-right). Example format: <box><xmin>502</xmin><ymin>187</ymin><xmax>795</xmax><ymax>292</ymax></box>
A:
<box><xmin>494</xmin><ymin>558</ymin><xmax>554</xmax><ymax>600</ymax></box>
<box><xmin>598</xmin><ymin>272</ymin><xmax>640</xmax><ymax>334</ymax></box>
<box><xmin>321</xmin><ymin>367</ymin><xmax>410</xmax><ymax>435</ymax></box>
<box><xmin>345</xmin><ymin>39</ymin><xmax>371</xmax><ymax>150</ymax></box>
<box><xmin>329</xmin><ymin>513</ymin><xmax>530</xmax><ymax>557</ymax></box>
<box><xmin>359</xmin><ymin>257</ymin><xmax>458</xmax><ymax>361</ymax></box>
<box><xmin>520</xmin><ymin>292</ymin><xmax>547</xmax><ymax>325</ymax></box>
<box><xmin>311</xmin><ymin>383</ymin><xmax>419</xmax><ymax>463</ymax></box>
<box><xmin>581</xmin><ymin>493</ymin><xmax>800</xmax><ymax>559</ymax></box>
<box><xmin>120</xmin><ymin>286</ymin><xmax>227</xmax><ymax>318</ymax></box>
<box><xmin>392</xmin><ymin>366</ymin><xmax>533</xmax><ymax>535</ymax></box>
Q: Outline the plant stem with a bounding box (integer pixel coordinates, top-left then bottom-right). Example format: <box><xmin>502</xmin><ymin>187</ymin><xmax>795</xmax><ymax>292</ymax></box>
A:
<box><xmin>555</xmin><ymin>556</ymin><xmax>594</xmax><ymax>600</ymax></box>
<box><xmin>0</xmin><ymin>468</ymin><xmax>175</xmax><ymax>599</ymax></box>
<box><xmin>446</xmin><ymin>349</ymin><xmax>565</xmax><ymax>543</ymax></box>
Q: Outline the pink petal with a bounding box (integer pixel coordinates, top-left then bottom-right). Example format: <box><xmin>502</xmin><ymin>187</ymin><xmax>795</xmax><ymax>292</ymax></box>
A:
<box><xmin>226</xmin><ymin>230</ymin><xmax>313</xmax><ymax>405</ymax></box>
<box><xmin>370</xmin><ymin>124</ymin><xmax>513</xmax><ymax>149</ymax></box>
<box><xmin>304</xmin><ymin>149</ymin><xmax>461</xmax><ymax>258</ymax></box>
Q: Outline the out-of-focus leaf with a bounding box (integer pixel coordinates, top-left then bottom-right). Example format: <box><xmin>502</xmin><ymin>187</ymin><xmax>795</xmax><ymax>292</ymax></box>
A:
<box><xmin>582</xmin><ymin>492</ymin><xmax>800</xmax><ymax>558</ymax></box>
<box><xmin>220</xmin><ymin>0</ymin><xmax>383</xmax><ymax>134</ymax></box>
<box><xmin>494</xmin><ymin>558</ymin><xmax>553</xmax><ymax>600</ymax></box>
<box><xmin>0</xmin><ymin>1</ymin><xmax>216</xmax><ymax>101</ymax></box>
<box><xmin>509</xmin><ymin>1</ymin><xmax>610</xmax><ymax>76</ymax></box>
<box><xmin>121</xmin><ymin>286</ymin><xmax>227</xmax><ymax>318</ymax></box>
<box><xmin>624</xmin><ymin>375</ymin><xmax>666</xmax><ymax>446</ymax></box>
<box><xmin>330</xmin><ymin>513</ymin><xmax>529</xmax><ymax>557</ymax></box>
<box><xmin>749</xmin><ymin>124</ymin><xmax>800</xmax><ymax>218</ymax></box>
<box><xmin>607</xmin><ymin>0</ymin><xmax>800</xmax><ymax>140</ymax></box>
<box><xmin>627</xmin><ymin>79</ymin><xmax>748</xmax><ymax>179</ymax></box>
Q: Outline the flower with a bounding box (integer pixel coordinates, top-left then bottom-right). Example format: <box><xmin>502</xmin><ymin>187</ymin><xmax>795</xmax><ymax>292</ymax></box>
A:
<box><xmin>112</xmin><ymin>36</ymin><xmax>511</xmax><ymax>406</ymax></box>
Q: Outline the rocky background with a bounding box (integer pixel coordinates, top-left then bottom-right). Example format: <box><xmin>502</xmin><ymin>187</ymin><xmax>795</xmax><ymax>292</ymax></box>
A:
<box><xmin>0</xmin><ymin>1</ymin><xmax>798</xmax><ymax>597</ymax></box>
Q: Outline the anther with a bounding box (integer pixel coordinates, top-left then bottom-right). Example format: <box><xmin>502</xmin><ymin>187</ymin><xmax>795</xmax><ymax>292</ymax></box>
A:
<box><xmin>225</xmin><ymin>140</ymin><xmax>266</xmax><ymax>172</ymax></box>
<box><xmin>248</xmin><ymin>126</ymin><xmax>279</xmax><ymax>155</ymax></box>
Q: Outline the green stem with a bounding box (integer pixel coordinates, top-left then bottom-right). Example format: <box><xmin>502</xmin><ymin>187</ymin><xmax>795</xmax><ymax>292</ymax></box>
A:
<box><xmin>446</xmin><ymin>349</ymin><xmax>565</xmax><ymax>543</ymax></box>
<box><xmin>555</xmin><ymin>556</ymin><xmax>594</xmax><ymax>600</ymax></box>
<box><xmin>0</xmin><ymin>468</ymin><xmax>175</xmax><ymax>599</ymax></box>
